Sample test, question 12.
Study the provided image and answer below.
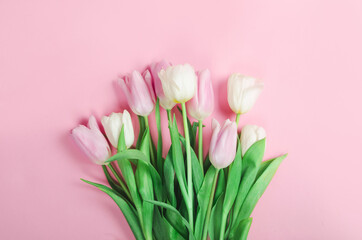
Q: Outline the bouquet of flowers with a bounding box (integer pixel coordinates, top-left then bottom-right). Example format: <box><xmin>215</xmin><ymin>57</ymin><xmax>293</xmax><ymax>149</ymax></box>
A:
<box><xmin>71</xmin><ymin>61</ymin><xmax>287</xmax><ymax>240</ymax></box>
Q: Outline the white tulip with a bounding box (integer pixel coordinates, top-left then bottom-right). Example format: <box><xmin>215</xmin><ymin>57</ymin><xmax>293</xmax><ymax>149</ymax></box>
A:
<box><xmin>227</xmin><ymin>74</ymin><xmax>264</xmax><ymax>114</ymax></box>
<box><xmin>158</xmin><ymin>64</ymin><xmax>197</xmax><ymax>103</ymax></box>
<box><xmin>101</xmin><ymin>110</ymin><xmax>134</xmax><ymax>148</ymax></box>
<box><xmin>240</xmin><ymin>125</ymin><xmax>266</xmax><ymax>156</ymax></box>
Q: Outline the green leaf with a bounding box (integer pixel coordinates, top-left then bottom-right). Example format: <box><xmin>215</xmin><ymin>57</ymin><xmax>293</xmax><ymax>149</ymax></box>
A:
<box><xmin>139</xmin><ymin>128</ymin><xmax>151</xmax><ymax>162</ymax></box>
<box><xmin>191</xmin><ymin>147</ymin><xmax>204</xmax><ymax>194</ymax></box>
<box><xmin>136</xmin><ymin>116</ymin><xmax>146</xmax><ymax>149</ymax></box>
<box><xmin>177</xmin><ymin>106</ymin><xmax>196</xmax><ymax>148</ymax></box>
<box><xmin>102</xmin><ymin>165</ymin><xmax>129</xmax><ymax>199</ymax></box>
<box><xmin>136</xmin><ymin>161</ymin><xmax>154</xmax><ymax>240</ymax></box>
<box><xmin>164</xmin><ymin>208</ymin><xmax>188</xmax><ymax>239</ymax></box>
<box><xmin>223</xmin><ymin>141</ymin><xmax>242</xmax><ymax>215</ymax></box>
<box><xmin>136</xmin><ymin>129</ymin><xmax>156</xmax><ymax>240</ymax></box>
<box><xmin>230</xmin><ymin>154</ymin><xmax>287</xmax><ymax>238</ymax></box>
<box><xmin>164</xmin><ymin>148</ymin><xmax>177</xmax><ymax>207</ymax></box>
<box><xmin>106</xmin><ymin>149</ymin><xmax>164</xmax><ymax>202</ymax></box>
<box><xmin>203</xmin><ymin>155</ymin><xmax>211</xmax><ymax>172</ymax></box>
<box><xmin>81</xmin><ymin>179</ymin><xmax>145</xmax><ymax>240</ymax></box>
<box><xmin>256</xmin><ymin>157</ymin><xmax>275</xmax><ymax>180</ymax></box>
<box><xmin>208</xmin><ymin>193</ymin><xmax>224</xmax><ymax>240</ymax></box>
<box><xmin>214</xmin><ymin>169</ymin><xmax>225</xmax><ymax>205</ymax></box>
<box><xmin>153</xmin><ymin>207</ymin><xmax>170</xmax><ymax>240</ymax></box>
<box><xmin>169</xmin><ymin>116</ymin><xmax>188</xmax><ymax>203</ymax></box>
<box><xmin>237</xmin><ymin>154</ymin><xmax>287</xmax><ymax>221</ymax></box>
<box><xmin>155</xmin><ymin>98</ymin><xmax>163</xmax><ymax>174</ymax></box>
<box><xmin>116</xmin><ymin>127</ymin><xmax>142</xmax><ymax>213</ymax></box>
<box><xmin>195</xmin><ymin>166</ymin><xmax>217</xmax><ymax>240</ymax></box>
<box><xmin>191</xmin><ymin>122</ymin><xmax>198</xmax><ymax>149</ymax></box>
<box><xmin>117</xmin><ymin>125</ymin><xmax>127</xmax><ymax>152</ymax></box>
<box><xmin>232</xmin><ymin>139</ymin><xmax>266</xmax><ymax>225</ymax></box>
<box><xmin>229</xmin><ymin>218</ymin><xmax>252</xmax><ymax>240</ymax></box>
<box><xmin>145</xmin><ymin>200</ymin><xmax>195</xmax><ymax>240</ymax></box>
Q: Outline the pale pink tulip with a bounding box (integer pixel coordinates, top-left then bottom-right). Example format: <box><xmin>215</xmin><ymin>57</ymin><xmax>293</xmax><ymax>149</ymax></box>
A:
<box><xmin>186</xmin><ymin>69</ymin><xmax>214</xmax><ymax>121</ymax></box>
<box><xmin>118</xmin><ymin>70</ymin><xmax>155</xmax><ymax>116</ymax></box>
<box><xmin>149</xmin><ymin>60</ymin><xmax>176</xmax><ymax>109</ymax></box>
<box><xmin>71</xmin><ymin>116</ymin><xmax>111</xmax><ymax>164</ymax></box>
<box><xmin>209</xmin><ymin>119</ymin><xmax>237</xmax><ymax>169</ymax></box>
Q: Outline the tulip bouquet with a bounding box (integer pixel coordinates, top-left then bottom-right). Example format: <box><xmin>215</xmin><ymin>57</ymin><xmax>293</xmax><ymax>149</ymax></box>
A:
<box><xmin>71</xmin><ymin>61</ymin><xmax>287</xmax><ymax>240</ymax></box>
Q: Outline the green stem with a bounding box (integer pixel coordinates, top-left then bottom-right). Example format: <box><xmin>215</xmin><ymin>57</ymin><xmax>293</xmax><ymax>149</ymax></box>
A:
<box><xmin>235</xmin><ymin>113</ymin><xmax>241</xmax><ymax>126</ymax></box>
<box><xmin>144</xmin><ymin>116</ymin><xmax>156</xmax><ymax>166</ymax></box>
<box><xmin>107</xmin><ymin>163</ymin><xmax>131</xmax><ymax>200</ymax></box>
<box><xmin>219</xmin><ymin>210</ymin><xmax>228</xmax><ymax>240</ymax></box>
<box><xmin>198</xmin><ymin>120</ymin><xmax>204</xmax><ymax>172</ymax></box>
<box><xmin>181</xmin><ymin>102</ymin><xmax>194</xmax><ymax>233</ymax></box>
<box><xmin>202</xmin><ymin>168</ymin><xmax>219</xmax><ymax>240</ymax></box>
<box><xmin>167</xmin><ymin>109</ymin><xmax>172</xmax><ymax>124</ymax></box>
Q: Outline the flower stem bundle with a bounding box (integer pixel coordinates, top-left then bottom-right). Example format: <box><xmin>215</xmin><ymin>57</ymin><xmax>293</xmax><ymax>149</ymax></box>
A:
<box><xmin>72</xmin><ymin>61</ymin><xmax>287</xmax><ymax>240</ymax></box>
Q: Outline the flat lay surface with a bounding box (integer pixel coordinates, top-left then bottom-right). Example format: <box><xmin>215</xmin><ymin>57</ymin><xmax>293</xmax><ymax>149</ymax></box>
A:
<box><xmin>1</xmin><ymin>0</ymin><xmax>362</xmax><ymax>239</ymax></box>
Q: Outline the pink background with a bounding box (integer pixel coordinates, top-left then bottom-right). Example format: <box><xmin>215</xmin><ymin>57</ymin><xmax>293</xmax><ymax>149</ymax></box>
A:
<box><xmin>1</xmin><ymin>0</ymin><xmax>362</xmax><ymax>239</ymax></box>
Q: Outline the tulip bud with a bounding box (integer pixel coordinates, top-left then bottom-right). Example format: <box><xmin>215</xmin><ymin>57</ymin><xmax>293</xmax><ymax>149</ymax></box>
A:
<box><xmin>118</xmin><ymin>70</ymin><xmax>155</xmax><ymax>116</ymax></box>
<box><xmin>209</xmin><ymin>119</ymin><xmax>238</xmax><ymax>169</ymax></box>
<box><xmin>227</xmin><ymin>74</ymin><xmax>264</xmax><ymax>114</ymax></box>
<box><xmin>158</xmin><ymin>64</ymin><xmax>197</xmax><ymax>103</ymax></box>
<box><xmin>71</xmin><ymin>116</ymin><xmax>111</xmax><ymax>165</ymax></box>
<box><xmin>101</xmin><ymin>110</ymin><xmax>134</xmax><ymax>149</ymax></box>
<box><xmin>240</xmin><ymin>125</ymin><xmax>266</xmax><ymax>156</ymax></box>
<box><xmin>186</xmin><ymin>69</ymin><xmax>214</xmax><ymax>121</ymax></box>
<box><xmin>149</xmin><ymin>60</ymin><xmax>177</xmax><ymax>110</ymax></box>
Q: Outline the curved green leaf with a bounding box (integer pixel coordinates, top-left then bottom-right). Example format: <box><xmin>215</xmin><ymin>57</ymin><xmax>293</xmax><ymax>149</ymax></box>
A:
<box><xmin>231</xmin><ymin>154</ymin><xmax>287</xmax><ymax>237</ymax></box>
<box><xmin>81</xmin><ymin>179</ymin><xmax>145</xmax><ymax>240</ymax></box>
<box><xmin>102</xmin><ymin>165</ymin><xmax>129</xmax><ymax>200</ymax></box>
<box><xmin>223</xmin><ymin>141</ymin><xmax>242</xmax><ymax>214</ymax></box>
<box><xmin>229</xmin><ymin>218</ymin><xmax>252</xmax><ymax>240</ymax></box>
<box><xmin>208</xmin><ymin>193</ymin><xmax>224</xmax><ymax>240</ymax></box>
<box><xmin>106</xmin><ymin>149</ymin><xmax>163</xmax><ymax>202</ymax></box>
<box><xmin>232</xmin><ymin>139</ymin><xmax>266</xmax><ymax>225</ymax></box>
<box><xmin>164</xmin><ymin>148</ymin><xmax>177</xmax><ymax>207</ymax></box>
<box><xmin>116</xmin><ymin>127</ymin><xmax>142</xmax><ymax>217</ymax></box>
<box><xmin>155</xmin><ymin>98</ymin><xmax>164</xmax><ymax>174</ymax></box>
<box><xmin>153</xmin><ymin>205</ymin><xmax>170</xmax><ymax>240</ymax></box>
<box><xmin>238</xmin><ymin>154</ymin><xmax>287</xmax><ymax>221</ymax></box>
<box><xmin>214</xmin><ymin>169</ymin><xmax>225</xmax><ymax>205</ymax></box>
<box><xmin>195</xmin><ymin>166</ymin><xmax>217</xmax><ymax>239</ymax></box>
<box><xmin>169</xmin><ymin>116</ymin><xmax>188</xmax><ymax>204</ymax></box>
<box><xmin>145</xmin><ymin>200</ymin><xmax>195</xmax><ymax>240</ymax></box>
<box><xmin>164</xmin><ymin>207</ymin><xmax>188</xmax><ymax>239</ymax></box>
<box><xmin>136</xmin><ymin>116</ymin><xmax>146</xmax><ymax>149</ymax></box>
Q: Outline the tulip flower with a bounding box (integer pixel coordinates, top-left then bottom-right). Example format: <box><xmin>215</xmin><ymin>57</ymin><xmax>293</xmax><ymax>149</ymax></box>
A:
<box><xmin>240</xmin><ymin>124</ymin><xmax>266</xmax><ymax>156</ymax></box>
<box><xmin>158</xmin><ymin>63</ymin><xmax>197</xmax><ymax>103</ymax></box>
<box><xmin>149</xmin><ymin>60</ymin><xmax>176</xmax><ymax>110</ymax></box>
<box><xmin>71</xmin><ymin>116</ymin><xmax>111</xmax><ymax>164</ymax></box>
<box><xmin>209</xmin><ymin>119</ymin><xmax>238</xmax><ymax>169</ymax></box>
<box><xmin>101</xmin><ymin>110</ymin><xmax>134</xmax><ymax>149</ymax></box>
<box><xmin>186</xmin><ymin>69</ymin><xmax>214</xmax><ymax>121</ymax></box>
<box><xmin>118</xmin><ymin>70</ymin><xmax>155</xmax><ymax>116</ymax></box>
<box><xmin>227</xmin><ymin>74</ymin><xmax>264</xmax><ymax>115</ymax></box>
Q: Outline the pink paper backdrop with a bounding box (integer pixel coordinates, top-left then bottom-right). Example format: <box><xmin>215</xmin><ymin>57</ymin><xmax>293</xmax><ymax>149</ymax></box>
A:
<box><xmin>1</xmin><ymin>0</ymin><xmax>362</xmax><ymax>239</ymax></box>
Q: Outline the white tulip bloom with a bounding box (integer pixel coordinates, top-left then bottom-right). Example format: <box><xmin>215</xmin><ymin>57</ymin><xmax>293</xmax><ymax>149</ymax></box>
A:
<box><xmin>227</xmin><ymin>74</ymin><xmax>264</xmax><ymax>114</ymax></box>
<box><xmin>101</xmin><ymin>110</ymin><xmax>134</xmax><ymax>148</ymax></box>
<box><xmin>240</xmin><ymin>125</ymin><xmax>266</xmax><ymax>156</ymax></box>
<box><xmin>158</xmin><ymin>64</ymin><xmax>197</xmax><ymax>103</ymax></box>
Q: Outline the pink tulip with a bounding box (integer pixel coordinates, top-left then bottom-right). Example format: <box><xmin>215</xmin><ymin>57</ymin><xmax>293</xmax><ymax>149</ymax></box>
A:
<box><xmin>186</xmin><ymin>69</ymin><xmax>214</xmax><ymax>121</ymax></box>
<box><xmin>118</xmin><ymin>70</ymin><xmax>156</xmax><ymax>116</ymax></box>
<box><xmin>71</xmin><ymin>116</ymin><xmax>111</xmax><ymax>165</ymax></box>
<box><xmin>209</xmin><ymin>119</ymin><xmax>237</xmax><ymax>169</ymax></box>
<box><xmin>149</xmin><ymin>60</ymin><xmax>176</xmax><ymax>109</ymax></box>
